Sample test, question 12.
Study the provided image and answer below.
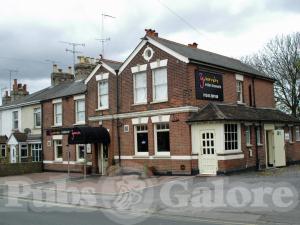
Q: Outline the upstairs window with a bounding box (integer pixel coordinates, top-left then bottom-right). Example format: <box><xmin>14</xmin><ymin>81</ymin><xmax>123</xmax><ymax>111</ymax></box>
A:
<box><xmin>12</xmin><ymin>111</ymin><xmax>18</xmax><ymax>130</ymax></box>
<box><xmin>54</xmin><ymin>103</ymin><xmax>62</xmax><ymax>126</ymax></box>
<box><xmin>225</xmin><ymin>124</ymin><xmax>239</xmax><ymax>151</ymax></box>
<box><xmin>34</xmin><ymin>108</ymin><xmax>41</xmax><ymax>128</ymax></box>
<box><xmin>152</xmin><ymin>68</ymin><xmax>168</xmax><ymax>102</ymax></box>
<box><xmin>236</xmin><ymin>81</ymin><xmax>243</xmax><ymax>103</ymax></box>
<box><xmin>133</xmin><ymin>72</ymin><xmax>147</xmax><ymax>104</ymax></box>
<box><xmin>75</xmin><ymin>99</ymin><xmax>85</xmax><ymax>123</ymax></box>
<box><xmin>98</xmin><ymin>80</ymin><xmax>109</xmax><ymax>109</ymax></box>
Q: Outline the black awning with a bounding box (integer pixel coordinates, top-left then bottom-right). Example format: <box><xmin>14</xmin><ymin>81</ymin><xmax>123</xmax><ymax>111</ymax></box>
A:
<box><xmin>68</xmin><ymin>126</ymin><xmax>110</xmax><ymax>145</ymax></box>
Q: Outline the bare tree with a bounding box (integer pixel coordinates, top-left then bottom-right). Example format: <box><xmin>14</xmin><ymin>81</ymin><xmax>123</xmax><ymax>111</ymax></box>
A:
<box><xmin>242</xmin><ymin>32</ymin><xmax>300</xmax><ymax>117</ymax></box>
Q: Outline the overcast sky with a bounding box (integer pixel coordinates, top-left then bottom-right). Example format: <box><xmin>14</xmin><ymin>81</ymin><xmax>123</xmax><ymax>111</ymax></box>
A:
<box><xmin>0</xmin><ymin>0</ymin><xmax>299</xmax><ymax>97</ymax></box>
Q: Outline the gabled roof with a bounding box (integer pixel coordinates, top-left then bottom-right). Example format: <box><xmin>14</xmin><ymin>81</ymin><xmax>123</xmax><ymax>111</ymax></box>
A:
<box><xmin>188</xmin><ymin>103</ymin><xmax>300</xmax><ymax>123</ymax></box>
<box><xmin>119</xmin><ymin>33</ymin><xmax>273</xmax><ymax>80</ymax></box>
<box><xmin>0</xmin><ymin>135</ymin><xmax>7</xmax><ymax>144</ymax></box>
<box><xmin>85</xmin><ymin>59</ymin><xmax>122</xmax><ymax>84</ymax></box>
<box><xmin>150</xmin><ymin>36</ymin><xmax>271</xmax><ymax>80</ymax></box>
<box><xmin>11</xmin><ymin>132</ymin><xmax>27</xmax><ymax>143</ymax></box>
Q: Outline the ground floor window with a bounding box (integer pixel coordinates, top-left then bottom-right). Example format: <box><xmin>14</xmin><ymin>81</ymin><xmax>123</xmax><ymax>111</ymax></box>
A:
<box><xmin>134</xmin><ymin>125</ymin><xmax>148</xmax><ymax>155</ymax></box>
<box><xmin>31</xmin><ymin>143</ymin><xmax>42</xmax><ymax>162</ymax></box>
<box><xmin>1</xmin><ymin>145</ymin><xmax>6</xmax><ymax>157</ymax></box>
<box><xmin>54</xmin><ymin>140</ymin><xmax>63</xmax><ymax>161</ymax></box>
<box><xmin>20</xmin><ymin>144</ymin><xmax>28</xmax><ymax>158</ymax></box>
<box><xmin>289</xmin><ymin>127</ymin><xmax>294</xmax><ymax>143</ymax></box>
<box><xmin>224</xmin><ymin>124</ymin><xmax>238</xmax><ymax>150</ymax></box>
<box><xmin>155</xmin><ymin>123</ymin><xmax>170</xmax><ymax>155</ymax></box>
<box><xmin>76</xmin><ymin>144</ymin><xmax>86</xmax><ymax>161</ymax></box>
<box><xmin>296</xmin><ymin>126</ymin><xmax>300</xmax><ymax>141</ymax></box>
<box><xmin>245</xmin><ymin>126</ymin><xmax>251</xmax><ymax>145</ymax></box>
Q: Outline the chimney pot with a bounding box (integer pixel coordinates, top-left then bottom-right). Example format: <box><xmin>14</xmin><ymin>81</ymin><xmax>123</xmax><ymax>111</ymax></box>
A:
<box><xmin>58</xmin><ymin>69</ymin><xmax>62</xmax><ymax>73</ymax></box>
<box><xmin>68</xmin><ymin>66</ymin><xmax>72</xmax><ymax>74</ymax></box>
<box><xmin>53</xmin><ymin>64</ymin><xmax>58</xmax><ymax>72</ymax></box>
<box><xmin>188</xmin><ymin>42</ymin><xmax>198</xmax><ymax>48</ymax></box>
<box><xmin>145</xmin><ymin>29</ymin><xmax>158</xmax><ymax>37</ymax></box>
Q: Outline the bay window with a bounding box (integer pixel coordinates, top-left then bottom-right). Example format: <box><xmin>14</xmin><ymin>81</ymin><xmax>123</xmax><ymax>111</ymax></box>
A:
<box><xmin>31</xmin><ymin>143</ymin><xmax>42</xmax><ymax>162</ymax></box>
<box><xmin>1</xmin><ymin>145</ymin><xmax>6</xmax><ymax>158</ymax></box>
<box><xmin>152</xmin><ymin>67</ymin><xmax>168</xmax><ymax>102</ymax></box>
<box><xmin>133</xmin><ymin>72</ymin><xmax>147</xmax><ymax>104</ymax></box>
<box><xmin>20</xmin><ymin>144</ymin><xmax>28</xmax><ymax>158</ymax></box>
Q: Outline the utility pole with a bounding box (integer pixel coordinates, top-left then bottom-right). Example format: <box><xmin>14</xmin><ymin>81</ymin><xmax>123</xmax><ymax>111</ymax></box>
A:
<box><xmin>96</xmin><ymin>13</ymin><xmax>115</xmax><ymax>58</ymax></box>
<box><xmin>60</xmin><ymin>41</ymin><xmax>85</xmax><ymax>74</ymax></box>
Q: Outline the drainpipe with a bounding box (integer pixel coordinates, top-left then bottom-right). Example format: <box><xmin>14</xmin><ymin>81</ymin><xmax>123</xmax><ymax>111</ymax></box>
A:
<box><xmin>115</xmin><ymin>69</ymin><xmax>121</xmax><ymax>166</ymax></box>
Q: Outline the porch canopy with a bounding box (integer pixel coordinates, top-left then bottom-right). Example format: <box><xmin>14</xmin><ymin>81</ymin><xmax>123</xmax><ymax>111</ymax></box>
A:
<box><xmin>68</xmin><ymin>126</ymin><xmax>110</xmax><ymax>145</ymax></box>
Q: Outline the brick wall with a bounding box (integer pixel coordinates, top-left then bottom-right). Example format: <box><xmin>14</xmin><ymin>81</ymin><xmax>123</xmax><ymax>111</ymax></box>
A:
<box><xmin>0</xmin><ymin>162</ymin><xmax>42</xmax><ymax>177</ymax></box>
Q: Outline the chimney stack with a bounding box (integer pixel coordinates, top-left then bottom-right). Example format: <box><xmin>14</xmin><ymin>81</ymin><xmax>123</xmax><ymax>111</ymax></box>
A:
<box><xmin>68</xmin><ymin>66</ymin><xmax>72</xmax><ymax>74</ymax></box>
<box><xmin>188</xmin><ymin>42</ymin><xmax>198</xmax><ymax>48</ymax></box>
<box><xmin>53</xmin><ymin>64</ymin><xmax>58</xmax><ymax>73</ymax></box>
<box><xmin>23</xmin><ymin>84</ymin><xmax>27</xmax><ymax>92</ymax></box>
<box><xmin>145</xmin><ymin>29</ymin><xmax>158</xmax><ymax>37</ymax></box>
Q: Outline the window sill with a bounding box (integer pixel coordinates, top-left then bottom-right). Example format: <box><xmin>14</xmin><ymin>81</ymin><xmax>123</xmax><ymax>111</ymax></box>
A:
<box><xmin>153</xmin><ymin>155</ymin><xmax>171</xmax><ymax>159</ymax></box>
<box><xmin>132</xmin><ymin>102</ymin><xmax>147</xmax><ymax>106</ymax></box>
<box><xmin>96</xmin><ymin>107</ymin><xmax>109</xmax><ymax>111</ymax></box>
<box><xmin>52</xmin><ymin>125</ymin><xmax>62</xmax><ymax>128</ymax></box>
<box><xmin>246</xmin><ymin>144</ymin><xmax>253</xmax><ymax>148</ymax></box>
<box><xmin>34</xmin><ymin>126</ymin><xmax>41</xmax><ymax>129</ymax></box>
<box><xmin>133</xmin><ymin>155</ymin><xmax>149</xmax><ymax>159</ymax></box>
<box><xmin>257</xmin><ymin>143</ymin><xmax>263</xmax><ymax>147</ymax></box>
<box><xmin>237</xmin><ymin>102</ymin><xmax>246</xmax><ymax>105</ymax></box>
<box><xmin>54</xmin><ymin>160</ymin><xmax>63</xmax><ymax>163</ymax></box>
<box><xmin>150</xmin><ymin>100</ymin><xmax>168</xmax><ymax>104</ymax></box>
<box><xmin>222</xmin><ymin>150</ymin><xmax>243</xmax><ymax>155</ymax></box>
<box><xmin>289</xmin><ymin>142</ymin><xmax>295</xmax><ymax>144</ymax></box>
<box><xmin>74</xmin><ymin>122</ymin><xmax>86</xmax><ymax>126</ymax></box>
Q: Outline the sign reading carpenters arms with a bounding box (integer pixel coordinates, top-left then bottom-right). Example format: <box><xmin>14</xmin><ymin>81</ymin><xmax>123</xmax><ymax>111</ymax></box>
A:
<box><xmin>195</xmin><ymin>70</ymin><xmax>224</xmax><ymax>101</ymax></box>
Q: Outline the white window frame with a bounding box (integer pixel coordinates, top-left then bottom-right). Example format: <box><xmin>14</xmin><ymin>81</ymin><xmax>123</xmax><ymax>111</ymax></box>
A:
<box><xmin>31</xmin><ymin>143</ymin><xmax>42</xmax><ymax>162</ymax></box>
<box><xmin>98</xmin><ymin>79</ymin><xmax>109</xmax><ymax>110</ymax></box>
<box><xmin>76</xmin><ymin>144</ymin><xmax>86</xmax><ymax>162</ymax></box>
<box><xmin>236</xmin><ymin>80</ymin><xmax>243</xmax><ymax>103</ymax></box>
<box><xmin>224</xmin><ymin>123</ymin><xmax>241</xmax><ymax>153</ymax></box>
<box><xmin>154</xmin><ymin>123</ymin><xmax>170</xmax><ymax>156</ymax></box>
<box><xmin>296</xmin><ymin>126</ymin><xmax>300</xmax><ymax>141</ymax></box>
<box><xmin>54</xmin><ymin>103</ymin><xmax>62</xmax><ymax>126</ymax></box>
<box><xmin>152</xmin><ymin>67</ymin><xmax>168</xmax><ymax>102</ymax></box>
<box><xmin>75</xmin><ymin>99</ymin><xmax>85</xmax><ymax>124</ymax></box>
<box><xmin>34</xmin><ymin>107</ymin><xmax>41</xmax><ymax>128</ymax></box>
<box><xmin>245</xmin><ymin>126</ymin><xmax>251</xmax><ymax>146</ymax></box>
<box><xmin>54</xmin><ymin>140</ymin><xmax>63</xmax><ymax>161</ymax></box>
<box><xmin>256</xmin><ymin>126</ymin><xmax>262</xmax><ymax>145</ymax></box>
<box><xmin>1</xmin><ymin>144</ymin><xmax>6</xmax><ymax>158</ymax></box>
<box><xmin>12</xmin><ymin>111</ymin><xmax>19</xmax><ymax>130</ymax></box>
<box><xmin>134</xmin><ymin>124</ymin><xmax>149</xmax><ymax>156</ymax></box>
<box><xmin>20</xmin><ymin>144</ymin><xmax>28</xmax><ymax>158</ymax></box>
<box><xmin>133</xmin><ymin>72</ymin><xmax>147</xmax><ymax>104</ymax></box>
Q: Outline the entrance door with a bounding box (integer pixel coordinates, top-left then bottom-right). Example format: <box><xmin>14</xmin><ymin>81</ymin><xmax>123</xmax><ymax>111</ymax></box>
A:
<box><xmin>10</xmin><ymin>145</ymin><xmax>16</xmax><ymax>163</ymax></box>
<box><xmin>98</xmin><ymin>144</ymin><xmax>108</xmax><ymax>175</ymax></box>
<box><xmin>274</xmin><ymin>129</ymin><xmax>286</xmax><ymax>167</ymax></box>
<box><xmin>266</xmin><ymin>130</ymin><xmax>275</xmax><ymax>167</ymax></box>
<box><xmin>199</xmin><ymin>131</ymin><xmax>217</xmax><ymax>175</ymax></box>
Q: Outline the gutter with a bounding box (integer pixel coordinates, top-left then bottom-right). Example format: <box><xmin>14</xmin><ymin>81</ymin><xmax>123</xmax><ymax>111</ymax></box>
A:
<box><xmin>0</xmin><ymin>100</ymin><xmax>40</xmax><ymax>111</ymax></box>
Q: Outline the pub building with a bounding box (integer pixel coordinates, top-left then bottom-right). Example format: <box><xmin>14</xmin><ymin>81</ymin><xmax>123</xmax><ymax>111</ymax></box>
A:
<box><xmin>43</xmin><ymin>29</ymin><xmax>300</xmax><ymax>175</ymax></box>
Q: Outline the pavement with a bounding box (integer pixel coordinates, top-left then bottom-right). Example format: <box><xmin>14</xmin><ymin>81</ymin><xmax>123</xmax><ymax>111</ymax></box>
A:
<box><xmin>0</xmin><ymin>165</ymin><xmax>300</xmax><ymax>225</ymax></box>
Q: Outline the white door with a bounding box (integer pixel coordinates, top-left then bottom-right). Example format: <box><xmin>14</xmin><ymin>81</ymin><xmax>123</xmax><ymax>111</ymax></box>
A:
<box><xmin>10</xmin><ymin>145</ymin><xmax>16</xmax><ymax>163</ymax></box>
<box><xmin>98</xmin><ymin>144</ymin><xmax>108</xmax><ymax>175</ymax></box>
<box><xmin>199</xmin><ymin>131</ymin><xmax>217</xmax><ymax>175</ymax></box>
<box><xmin>274</xmin><ymin>129</ymin><xmax>286</xmax><ymax>167</ymax></box>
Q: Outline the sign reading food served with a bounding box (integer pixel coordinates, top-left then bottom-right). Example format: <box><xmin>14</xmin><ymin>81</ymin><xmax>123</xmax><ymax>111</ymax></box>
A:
<box><xmin>195</xmin><ymin>70</ymin><xmax>224</xmax><ymax>101</ymax></box>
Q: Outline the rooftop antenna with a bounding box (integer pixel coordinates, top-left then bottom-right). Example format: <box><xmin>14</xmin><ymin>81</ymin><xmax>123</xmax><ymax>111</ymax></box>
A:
<box><xmin>96</xmin><ymin>13</ymin><xmax>115</xmax><ymax>58</ymax></box>
<box><xmin>7</xmin><ymin>69</ymin><xmax>18</xmax><ymax>92</ymax></box>
<box><xmin>60</xmin><ymin>41</ymin><xmax>85</xmax><ymax>74</ymax></box>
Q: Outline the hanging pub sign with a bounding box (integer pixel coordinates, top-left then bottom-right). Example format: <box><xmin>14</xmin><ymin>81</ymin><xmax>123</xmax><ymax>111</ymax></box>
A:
<box><xmin>195</xmin><ymin>70</ymin><xmax>224</xmax><ymax>101</ymax></box>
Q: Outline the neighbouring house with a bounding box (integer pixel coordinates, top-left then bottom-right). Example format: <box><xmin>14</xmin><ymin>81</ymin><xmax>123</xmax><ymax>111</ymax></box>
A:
<box><xmin>0</xmin><ymin>135</ymin><xmax>8</xmax><ymax>163</ymax></box>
